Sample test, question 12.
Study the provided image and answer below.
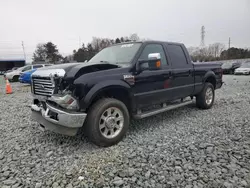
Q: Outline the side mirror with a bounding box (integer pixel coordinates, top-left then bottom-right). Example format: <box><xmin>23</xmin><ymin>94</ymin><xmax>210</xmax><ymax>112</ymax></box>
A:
<box><xmin>137</xmin><ymin>53</ymin><xmax>162</xmax><ymax>73</ymax></box>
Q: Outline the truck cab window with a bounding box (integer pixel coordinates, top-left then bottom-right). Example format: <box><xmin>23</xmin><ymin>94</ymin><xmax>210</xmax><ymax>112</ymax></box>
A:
<box><xmin>167</xmin><ymin>44</ymin><xmax>188</xmax><ymax>68</ymax></box>
<box><xmin>139</xmin><ymin>44</ymin><xmax>168</xmax><ymax>66</ymax></box>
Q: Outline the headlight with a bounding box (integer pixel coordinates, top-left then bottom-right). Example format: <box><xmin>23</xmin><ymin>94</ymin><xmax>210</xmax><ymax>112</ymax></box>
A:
<box><xmin>50</xmin><ymin>94</ymin><xmax>79</xmax><ymax>110</ymax></box>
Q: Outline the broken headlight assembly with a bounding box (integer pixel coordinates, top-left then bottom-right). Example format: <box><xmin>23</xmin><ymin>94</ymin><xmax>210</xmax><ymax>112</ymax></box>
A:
<box><xmin>49</xmin><ymin>93</ymin><xmax>79</xmax><ymax>110</ymax></box>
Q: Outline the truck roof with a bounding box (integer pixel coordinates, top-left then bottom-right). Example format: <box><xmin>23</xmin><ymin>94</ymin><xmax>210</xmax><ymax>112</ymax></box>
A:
<box><xmin>111</xmin><ymin>40</ymin><xmax>184</xmax><ymax>46</ymax></box>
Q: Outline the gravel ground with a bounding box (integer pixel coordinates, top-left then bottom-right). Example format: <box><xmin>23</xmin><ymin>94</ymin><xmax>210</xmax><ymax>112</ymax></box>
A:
<box><xmin>0</xmin><ymin>75</ymin><xmax>250</xmax><ymax>188</ymax></box>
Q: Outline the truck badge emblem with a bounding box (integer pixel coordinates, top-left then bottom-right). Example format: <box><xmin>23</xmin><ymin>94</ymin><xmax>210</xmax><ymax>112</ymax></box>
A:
<box><xmin>123</xmin><ymin>75</ymin><xmax>135</xmax><ymax>85</ymax></box>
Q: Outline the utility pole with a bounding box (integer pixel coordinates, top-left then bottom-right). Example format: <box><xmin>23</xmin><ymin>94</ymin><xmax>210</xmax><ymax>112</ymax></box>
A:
<box><xmin>79</xmin><ymin>37</ymin><xmax>81</xmax><ymax>49</ymax></box>
<box><xmin>21</xmin><ymin>41</ymin><xmax>26</xmax><ymax>63</ymax></box>
<box><xmin>228</xmin><ymin>37</ymin><xmax>231</xmax><ymax>59</ymax></box>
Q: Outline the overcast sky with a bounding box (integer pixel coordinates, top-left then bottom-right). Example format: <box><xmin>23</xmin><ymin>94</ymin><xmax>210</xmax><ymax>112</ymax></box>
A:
<box><xmin>0</xmin><ymin>0</ymin><xmax>249</xmax><ymax>62</ymax></box>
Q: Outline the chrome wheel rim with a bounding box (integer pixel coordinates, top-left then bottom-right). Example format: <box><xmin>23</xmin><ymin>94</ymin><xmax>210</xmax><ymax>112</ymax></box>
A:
<box><xmin>99</xmin><ymin>107</ymin><xmax>124</xmax><ymax>139</ymax></box>
<box><xmin>205</xmin><ymin>87</ymin><xmax>213</xmax><ymax>105</ymax></box>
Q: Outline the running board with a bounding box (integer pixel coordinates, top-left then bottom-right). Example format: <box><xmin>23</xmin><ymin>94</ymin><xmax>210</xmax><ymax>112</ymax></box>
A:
<box><xmin>133</xmin><ymin>100</ymin><xmax>194</xmax><ymax>119</ymax></box>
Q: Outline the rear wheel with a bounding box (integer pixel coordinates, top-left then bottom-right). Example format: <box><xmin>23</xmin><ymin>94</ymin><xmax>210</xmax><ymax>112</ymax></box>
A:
<box><xmin>84</xmin><ymin>98</ymin><xmax>129</xmax><ymax>147</ymax></box>
<box><xmin>196</xmin><ymin>83</ymin><xmax>215</xmax><ymax>109</ymax></box>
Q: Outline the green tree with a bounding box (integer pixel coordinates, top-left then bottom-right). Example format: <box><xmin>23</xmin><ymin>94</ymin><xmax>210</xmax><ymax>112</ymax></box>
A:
<box><xmin>220</xmin><ymin>47</ymin><xmax>250</xmax><ymax>60</ymax></box>
<box><xmin>32</xmin><ymin>42</ymin><xmax>62</xmax><ymax>63</ymax></box>
<box><xmin>115</xmin><ymin>38</ymin><xmax>121</xmax><ymax>43</ymax></box>
<box><xmin>32</xmin><ymin>43</ymin><xmax>46</xmax><ymax>62</ymax></box>
<box><xmin>44</xmin><ymin>42</ymin><xmax>62</xmax><ymax>63</ymax></box>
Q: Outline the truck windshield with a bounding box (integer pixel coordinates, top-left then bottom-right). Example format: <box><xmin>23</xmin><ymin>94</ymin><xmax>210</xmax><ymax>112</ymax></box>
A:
<box><xmin>88</xmin><ymin>43</ymin><xmax>141</xmax><ymax>66</ymax></box>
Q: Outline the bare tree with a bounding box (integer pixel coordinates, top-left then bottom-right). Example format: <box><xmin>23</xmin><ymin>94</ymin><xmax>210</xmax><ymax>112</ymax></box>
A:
<box><xmin>129</xmin><ymin>33</ymin><xmax>140</xmax><ymax>41</ymax></box>
<box><xmin>207</xmin><ymin>43</ymin><xmax>225</xmax><ymax>57</ymax></box>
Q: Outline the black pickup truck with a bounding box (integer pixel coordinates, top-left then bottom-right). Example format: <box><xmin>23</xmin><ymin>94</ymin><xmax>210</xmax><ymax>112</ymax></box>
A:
<box><xmin>31</xmin><ymin>41</ymin><xmax>223</xmax><ymax>147</ymax></box>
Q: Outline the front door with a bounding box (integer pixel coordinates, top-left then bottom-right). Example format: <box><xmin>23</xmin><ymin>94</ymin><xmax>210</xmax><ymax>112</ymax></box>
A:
<box><xmin>132</xmin><ymin>43</ymin><xmax>172</xmax><ymax>109</ymax></box>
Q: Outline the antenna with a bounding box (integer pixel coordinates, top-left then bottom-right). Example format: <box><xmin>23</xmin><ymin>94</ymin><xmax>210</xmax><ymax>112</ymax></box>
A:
<box><xmin>200</xmin><ymin>26</ymin><xmax>205</xmax><ymax>48</ymax></box>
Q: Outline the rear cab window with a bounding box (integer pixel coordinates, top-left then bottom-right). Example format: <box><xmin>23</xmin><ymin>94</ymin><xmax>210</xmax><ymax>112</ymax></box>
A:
<box><xmin>166</xmin><ymin>44</ymin><xmax>189</xmax><ymax>68</ymax></box>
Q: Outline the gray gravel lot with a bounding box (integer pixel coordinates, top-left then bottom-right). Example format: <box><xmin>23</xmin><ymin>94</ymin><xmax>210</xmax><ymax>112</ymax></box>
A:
<box><xmin>0</xmin><ymin>75</ymin><xmax>250</xmax><ymax>188</ymax></box>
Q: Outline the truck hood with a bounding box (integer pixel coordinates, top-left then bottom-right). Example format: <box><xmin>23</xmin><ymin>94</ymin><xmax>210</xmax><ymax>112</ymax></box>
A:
<box><xmin>37</xmin><ymin>63</ymin><xmax>81</xmax><ymax>72</ymax></box>
<box><xmin>32</xmin><ymin>62</ymin><xmax>122</xmax><ymax>80</ymax></box>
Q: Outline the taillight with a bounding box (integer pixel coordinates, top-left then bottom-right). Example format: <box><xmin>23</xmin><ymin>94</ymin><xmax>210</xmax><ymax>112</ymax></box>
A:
<box><xmin>221</xmin><ymin>68</ymin><xmax>223</xmax><ymax>77</ymax></box>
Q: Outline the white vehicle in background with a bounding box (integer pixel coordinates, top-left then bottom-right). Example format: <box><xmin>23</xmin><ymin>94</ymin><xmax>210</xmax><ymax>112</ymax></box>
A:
<box><xmin>5</xmin><ymin>64</ymin><xmax>50</xmax><ymax>82</ymax></box>
<box><xmin>234</xmin><ymin>61</ymin><xmax>250</xmax><ymax>75</ymax></box>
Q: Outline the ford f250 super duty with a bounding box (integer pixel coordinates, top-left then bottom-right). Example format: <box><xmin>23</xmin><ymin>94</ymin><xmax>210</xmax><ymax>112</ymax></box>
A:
<box><xmin>30</xmin><ymin>41</ymin><xmax>223</xmax><ymax>147</ymax></box>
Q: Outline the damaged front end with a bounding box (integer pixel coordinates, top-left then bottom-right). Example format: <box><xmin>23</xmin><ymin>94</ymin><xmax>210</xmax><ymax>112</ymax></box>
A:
<box><xmin>30</xmin><ymin>69</ymin><xmax>86</xmax><ymax>136</ymax></box>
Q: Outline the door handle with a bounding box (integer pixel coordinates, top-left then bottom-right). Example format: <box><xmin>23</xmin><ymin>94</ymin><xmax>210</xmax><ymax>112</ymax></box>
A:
<box><xmin>188</xmin><ymin>69</ymin><xmax>192</xmax><ymax>75</ymax></box>
<box><xmin>169</xmin><ymin>71</ymin><xmax>173</xmax><ymax>79</ymax></box>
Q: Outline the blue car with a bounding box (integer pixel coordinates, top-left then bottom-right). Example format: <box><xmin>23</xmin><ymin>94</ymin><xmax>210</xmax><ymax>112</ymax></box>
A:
<box><xmin>19</xmin><ymin>69</ymin><xmax>37</xmax><ymax>84</ymax></box>
<box><xmin>19</xmin><ymin>64</ymin><xmax>51</xmax><ymax>84</ymax></box>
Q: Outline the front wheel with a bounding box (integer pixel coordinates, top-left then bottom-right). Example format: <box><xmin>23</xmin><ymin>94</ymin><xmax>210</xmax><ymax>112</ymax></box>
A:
<box><xmin>196</xmin><ymin>83</ymin><xmax>215</xmax><ymax>109</ymax></box>
<box><xmin>12</xmin><ymin>75</ymin><xmax>19</xmax><ymax>82</ymax></box>
<box><xmin>84</xmin><ymin>98</ymin><xmax>130</xmax><ymax>147</ymax></box>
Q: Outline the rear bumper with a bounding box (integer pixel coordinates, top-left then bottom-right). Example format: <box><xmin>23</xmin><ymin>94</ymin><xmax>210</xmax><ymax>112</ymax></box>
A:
<box><xmin>31</xmin><ymin>103</ymin><xmax>87</xmax><ymax>136</ymax></box>
<box><xmin>5</xmin><ymin>74</ymin><xmax>14</xmax><ymax>80</ymax></box>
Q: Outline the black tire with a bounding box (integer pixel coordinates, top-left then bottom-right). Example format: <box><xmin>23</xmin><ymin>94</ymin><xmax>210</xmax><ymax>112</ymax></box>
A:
<box><xmin>196</xmin><ymin>82</ymin><xmax>215</xmax><ymax>109</ymax></box>
<box><xmin>12</xmin><ymin>75</ymin><xmax>19</xmax><ymax>82</ymax></box>
<box><xmin>84</xmin><ymin>98</ymin><xmax>130</xmax><ymax>147</ymax></box>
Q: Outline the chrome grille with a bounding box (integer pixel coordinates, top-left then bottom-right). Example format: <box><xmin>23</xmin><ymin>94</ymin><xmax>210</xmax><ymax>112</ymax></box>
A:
<box><xmin>32</xmin><ymin>77</ymin><xmax>54</xmax><ymax>96</ymax></box>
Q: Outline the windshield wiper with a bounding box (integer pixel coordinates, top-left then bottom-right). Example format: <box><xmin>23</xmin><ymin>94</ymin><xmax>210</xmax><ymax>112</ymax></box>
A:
<box><xmin>99</xmin><ymin>61</ymin><xmax>120</xmax><ymax>66</ymax></box>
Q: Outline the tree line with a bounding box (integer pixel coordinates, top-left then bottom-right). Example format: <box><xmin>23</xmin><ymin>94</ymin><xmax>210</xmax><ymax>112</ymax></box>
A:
<box><xmin>188</xmin><ymin>43</ymin><xmax>250</xmax><ymax>62</ymax></box>
<box><xmin>32</xmin><ymin>34</ymin><xmax>250</xmax><ymax>64</ymax></box>
<box><xmin>32</xmin><ymin>33</ymin><xmax>141</xmax><ymax>64</ymax></box>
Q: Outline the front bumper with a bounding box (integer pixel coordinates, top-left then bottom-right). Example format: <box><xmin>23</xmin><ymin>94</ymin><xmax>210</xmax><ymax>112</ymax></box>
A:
<box><xmin>19</xmin><ymin>77</ymin><xmax>30</xmax><ymax>84</ymax></box>
<box><xmin>234</xmin><ymin>72</ymin><xmax>250</xmax><ymax>75</ymax></box>
<box><xmin>31</xmin><ymin>103</ymin><xmax>87</xmax><ymax>136</ymax></box>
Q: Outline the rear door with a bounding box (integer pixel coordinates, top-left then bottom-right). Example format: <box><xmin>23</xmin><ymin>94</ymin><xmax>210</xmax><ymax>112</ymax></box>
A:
<box><xmin>165</xmin><ymin>44</ymin><xmax>195</xmax><ymax>99</ymax></box>
<box><xmin>132</xmin><ymin>43</ymin><xmax>173</xmax><ymax>108</ymax></box>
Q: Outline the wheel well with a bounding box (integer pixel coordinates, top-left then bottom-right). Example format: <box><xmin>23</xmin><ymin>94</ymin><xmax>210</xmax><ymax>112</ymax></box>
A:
<box><xmin>87</xmin><ymin>87</ymin><xmax>131</xmax><ymax>112</ymax></box>
<box><xmin>205</xmin><ymin>76</ymin><xmax>216</xmax><ymax>88</ymax></box>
